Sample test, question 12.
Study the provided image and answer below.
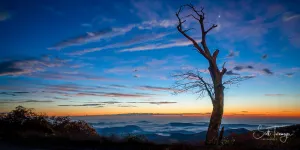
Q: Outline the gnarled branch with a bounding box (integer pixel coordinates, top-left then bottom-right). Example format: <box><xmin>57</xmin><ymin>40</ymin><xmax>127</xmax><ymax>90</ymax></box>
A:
<box><xmin>223</xmin><ymin>75</ymin><xmax>255</xmax><ymax>86</ymax></box>
<box><xmin>221</xmin><ymin>62</ymin><xmax>227</xmax><ymax>76</ymax></box>
<box><xmin>172</xmin><ymin>70</ymin><xmax>215</xmax><ymax>103</ymax></box>
<box><xmin>176</xmin><ymin>5</ymin><xmax>210</xmax><ymax>60</ymax></box>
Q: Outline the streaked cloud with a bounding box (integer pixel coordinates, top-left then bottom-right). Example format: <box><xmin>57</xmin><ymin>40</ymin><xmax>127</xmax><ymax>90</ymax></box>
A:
<box><xmin>101</xmin><ymin>101</ymin><xmax>122</xmax><ymax>104</ymax></box>
<box><xmin>51</xmin><ymin>18</ymin><xmax>174</xmax><ymax>51</ymax></box>
<box><xmin>285</xmin><ymin>73</ymin><xmax>294</xmax><ymax>77</ymax></box>
<box><xmin>49</xmin><ymin>24</ymin><xmax>138</xmax><ymax>50</ymax></box>
<box><xmin>53</xmin><ymin>97</ymin><xmax>69</xmax><ymax>100</ymax></box>
<box><xmin>225</xmin><ymin>70</ymin><xmax>240</xmax><ymax>76</ymax></box>
<box><xmin>283</xmin><ymin>12</ymin><xmax>300</xmax><ymax>22</ymax></box>
<box><xmin>101</xmin><ymin>92</ymin><xmax>151</xmax><ymax>98</ymax></box>
<box><xmin>0</xmin><ymin>100</ymin><xmax>54</xmax><ymax>103</ymax></box>
<box><xmin>265</xmin><ymin>94</ymin><xmax>285</xmax><ymax>96</ymax></box>
<box><xmin>0</xmin><ymin>11</ymin><xmax>11</xmax><ymax>21</ymax></box>
<box><xmin>119</xmin><ymin>39</ymin><xmax>201</xmax><ymax>52</ymax></box>
<box><xmin>127</xmin><ymin>101</ymin><xmax>177</xmax><ymax>105</ymax></box>
<box><xmin>137</xmin><ymin>85</ymin><xmax>175</xmax><ymax>92</ymax></box>
<box><xmin>29</xmin><ymin>71</ymin><xmax>115</xmax><ymax>81</ymax></box>
<box><xmin>58</xmin><ymin>104</ymin><xmax>104</xmax><ymax>107</ymax></box>
<box><xmin>262</xmin><ymin>54</ymin><xmax>268</xmax><ymax>59</ymax></box>
<box><xmin>137</xmin><ymin>20</ymin><xmax>176</xmax><ymax>29</ymax></box>
<box><xmin>0</xmin><ymin>91</ymin><xmax>30</xmax><ymax>97</ymax></box>
<box><xmin>49</xmin><ymin>28</ymin><xmax>114</xmax><ymax>50</ymax></box>
<box><xmin>81</xmin><ymin>23</ymin><xmax>92</xmax><ymax>27</ymax></box>
<box><xmin>0</xmin><ymin>57</ymin><xmax>66</xmax><ymax>76</ymax></box>
<box><xmin>70</xmin><ymin>63</ymin><xmax>93</xmax><ymax>68</ymax></box>
<box><xmin>233</xmin><ymin>65</ymin><xmax>254</xmax><ymax>71</ymax></box>
<box><xmin>262</xmin><ymin>68</ymin><xmax>273</xmax><ymax>75</ymax></box>
<box><xmin>67</xmin><ymin>32</ymin><xmax>171</xmax><ymax>56</ymax></box>
<box><xmin>226</xmin><ymin>50</ymin><xmax>240</xmax><ymax>58</ymax></box>
<box><xmin>118</xmin><ymin>104</ymin><xmax>137</xmax><ymax>107</ymax></box>
<box><xmin>109</xmin><ymin>84</ymin><xmax>128</xmax><ymax>88</ymax></box>
<box><xmin>75</xmin><ymin>91</ymin><xmax>152</xmax><ymax>98</ymax></box>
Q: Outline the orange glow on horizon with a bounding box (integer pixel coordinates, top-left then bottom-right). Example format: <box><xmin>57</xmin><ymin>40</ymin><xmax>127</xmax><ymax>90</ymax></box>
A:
<box><xmin>2</xmin><ymin>102</ymin><xmax>300</xmax><ymax>118</ymax></box>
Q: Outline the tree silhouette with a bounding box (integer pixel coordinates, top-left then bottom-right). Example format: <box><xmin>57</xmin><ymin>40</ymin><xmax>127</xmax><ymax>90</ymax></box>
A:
<box><xmin>173</xmin><ymin>4</ymin><xmax>252</xmax><ymax>145</ymax></box>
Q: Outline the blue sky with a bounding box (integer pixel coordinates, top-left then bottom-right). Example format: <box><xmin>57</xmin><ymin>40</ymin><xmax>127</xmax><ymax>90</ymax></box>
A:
<box><xmin>0</xmin><ymin>0</ymin><xmax>300</xmax><ymax>116</ymax></box>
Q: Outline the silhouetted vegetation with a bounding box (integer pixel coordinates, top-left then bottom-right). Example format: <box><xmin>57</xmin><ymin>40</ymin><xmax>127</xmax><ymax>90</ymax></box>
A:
<box><xmin>0</xmin><ymin>106</ymin><xmax>299</xmax><ymax>150</ymax></box>
<box><xmin>0</xmin><ymin>106</ymin><xmax>98</xmax><ymax>139</ymax></box>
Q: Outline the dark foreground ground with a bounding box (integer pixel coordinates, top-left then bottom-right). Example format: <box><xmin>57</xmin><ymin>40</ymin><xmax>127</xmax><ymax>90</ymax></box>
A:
<box><xmin>1</xmin><ymin>124</ymin><xmax>300</xmax><ymax>150</ymax></box>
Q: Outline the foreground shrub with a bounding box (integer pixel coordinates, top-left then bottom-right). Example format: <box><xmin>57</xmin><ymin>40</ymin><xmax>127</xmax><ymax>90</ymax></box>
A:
<box><xmin>0</xmin><ymin>106</ymin><xmax>98</xmax><ymax>138</ymax></box>
<box><xmin>50</xmin><ymin>116</ymin><xmax>98</xmax><ymax>137</ymax></box>
<box><xmin>123</xmin><ymin>134</ymin><xmax>148</xmax><ymax>143</ymax></box>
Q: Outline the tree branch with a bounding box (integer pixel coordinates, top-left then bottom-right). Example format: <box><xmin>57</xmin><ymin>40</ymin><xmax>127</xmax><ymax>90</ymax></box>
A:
<box><xmin>205</xmin><ymin>24</ymin><xmax>218</xmax><ymax>34</ymax></box>
<box><xmin>223</xmin><ymin>75</ymin><xmax>255</xmax><ymax>85</ymax></box>
<box><xmin>183</xmin><ymin>4</ymin><xmax>212</xmax><ymax>57</ymax></box>
<box><xmin>212</xmin><ymin>49</ymin><xmax>219</xmax><ymax>60</ymax></box>
<box><xmin>221</xmin><ymin>62</ymin><xmax>227</xmax><ymax>76</ymax></box>
<box><xmin>172</xmin><ymin>70</ymin><xmax>215</xmax><ymax>102</ymax></box>
<box><xmin>185</xmin><ymin>14</ymin><xmax>200</xmax><ymax>21</ymax></box>
<box><xmin>176</xmin><ymin>5</ymin><xmax>210</xmax><ymax>60</ymax></box>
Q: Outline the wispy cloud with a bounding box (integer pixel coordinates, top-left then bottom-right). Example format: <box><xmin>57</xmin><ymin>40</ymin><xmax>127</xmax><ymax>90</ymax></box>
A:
<box><xmin>30</xmin><ymin>71</ymin><xmax>115</xmax><ymax>81</ymax></box>
<box><xmin>109</xmin><ymin>84</ymin><xmax>128</xmax><ymax>88</ymax></box>
<box><xmin>225</xmin><ymin>61</ymin><xmax>279</xmax><ymax>77</ymax></box>
<box><xmin>119</xmin><ymin>39</ymin><xmax>201</xmax><ymax>52</ymax></box>
<box><xmin>49</xmin><ymin>24</ymin><xmax>137</xmax><ymax>50</ymax></box>
<box><xmin>282</xmin><ymin>12</ymin><xmax>300</xmax><ymax>22</ymax></box>
<box><xmin>233</xmin><ymin>65</ymin><xmax>254</xmax><ymax>71</ymax></box>
<box><xmin>70</xmin><ymin>63</ymin><xmax>93</xmax><ymax>68</ymax></box>
<box><xmin>67</xmin><ymin>32</ymin><xmax>171</xmax><ymax>56</ymax></box>
<box><xmin>105</xmin><ymin>66</ymin><xmax>147</xmax><ymax>74</ymax></box>
<box><xmin>118</xmin><ymin>104</ymin><xmax>137</xmax><ymax>107</ymax></box>
<box><xmin>75</xmin><ymin>91</ymin><xmax>152</xmax><ymax>98</ymax></box>
<box><xmin>0</xmin><ymin>91</ymin><xmax>30</xmax><ymax>97</ymax></box>
<box><xmin>101</xmin><ymin>92</ymin><xmax>151</xmax><ymax>98</ymax></box>
<box><xmin>51</xmin><ymin>17</ymin><xmax>175</xmax><ymax>51</ymax></box>
<box><xmin>262</xmin><ymin>54</ymin><xmax>268</xmax><ymax>59</ymax></box>
<box><xmin>0</xmin><ymin>56</ymin><xmax>66</xmax><ymax>76</ymax></box>
<box><xmin>101</xmin><ymin>101</ymin><xmax>122</xmax><ymax>104</ymax></box>
<box><xmin>225</xmin><ymin>70</ymin><xmax>240</xmax><ymax>76</ymax></box>
<box><xmin>49</xmin><ymin>28</ymin><xmax>114</xmax><ymax>50</ymax></box>
<box><xmin>226</xmin><ymin>50</ymin><xmax>240</xmax><ymax>58</ymax></box>
<box><xmin>58</xmin><ymin>104</ymin><xmax>104</xmax><ymax>107</ymax></box>
<box><xmin>285</xmin><ymin>73</ymin><xmax>294</xmax><ymax>77</ymax></box>
<box><xmin>23</xmin><ymin>100</ymin><xmax>54</xmax><ymax>103</ymax></box>
<box><xmin>127</xmin><ymin>101</ymin><xmax>177</xmax><ymax>105</ymax></box>
<box><xmin>0</xmin><ymin>100</ymin><xmax>54</xmax><ymax>103</ymax></box>
<box><xmin>137</xmin><ymin>86</ymin><xmax>175</xmax><ymax>92</ymax></box>
<box><xmin>81</xmin><ymin>23</ymin><xmax>92</xmax><ymax>27</ymax></box>
<box><xmin>0</xmin><ymin>11</ymin><xmax>11</xmax><ymax>21</ymax></box>
<box><xmin>265</xmin><ymin>94</ymin><xmax>285</xmax><ymax>96</ymax></box>
<box><xmin>262</xmin><ymin>68</ymin><xmax>273</xmax><ymax>75</ymax></box>
<box><xmin>53</xmin><ymin>97</ymin><xmax>69</xmax><ymax>100</ymax></box>
<box><xmin>137</xmin><ymin>20</ymin><xmax>176</xmax><ymax>29</ymax></box>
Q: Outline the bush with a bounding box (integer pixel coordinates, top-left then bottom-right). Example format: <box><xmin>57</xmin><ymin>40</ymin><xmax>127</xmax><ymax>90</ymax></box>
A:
<box><xmin>123</xmin><ymin>134</ymin><xmax>148</xmax><ymax>143</ymax></box>
<box><xmin>0</xmin><ymin>106</ymin><xmax>98</xmax><ymax>138</ymax></box>
<box><xmin>50</xmin><ymin>116</ymin><xmax>98</xmax><ymax>137</ymax></box>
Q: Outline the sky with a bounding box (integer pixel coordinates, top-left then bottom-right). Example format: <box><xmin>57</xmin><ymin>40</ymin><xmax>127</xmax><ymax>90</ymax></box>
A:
<box><xmin>0</xmin><ymin>0</ymin><xmax>300</xmax><ymax>117</ymax></box>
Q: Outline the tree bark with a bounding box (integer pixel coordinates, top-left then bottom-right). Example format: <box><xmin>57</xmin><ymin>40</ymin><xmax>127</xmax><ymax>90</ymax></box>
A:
<box><xmin>205</xmin><ymin>72</ymin><xmax>224</xmax><ymax>145</ymax></box>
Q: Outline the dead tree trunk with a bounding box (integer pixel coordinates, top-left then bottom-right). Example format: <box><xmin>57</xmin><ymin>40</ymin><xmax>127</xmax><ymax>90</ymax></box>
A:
<box><xmin>206</xmin><ymin>89</ymin><xmax>224</xmax><ymax>144</ymax></box>
<box><xmin>205</xmin><ymin>63</ymin><xmax>225</xmax><ymax>145</ymax></box>
<box><xmin>175</xmin><ymin>4</ymin><xmax>227</xmax><ymax>145</ymax></box>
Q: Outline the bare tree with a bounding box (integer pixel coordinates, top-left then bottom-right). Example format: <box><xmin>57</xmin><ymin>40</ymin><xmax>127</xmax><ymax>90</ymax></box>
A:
<box><xmin>173</xmin><ymin>4</ymin><xmax>252</xmax><ymax>145</ymax></box>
